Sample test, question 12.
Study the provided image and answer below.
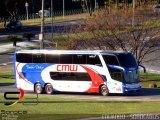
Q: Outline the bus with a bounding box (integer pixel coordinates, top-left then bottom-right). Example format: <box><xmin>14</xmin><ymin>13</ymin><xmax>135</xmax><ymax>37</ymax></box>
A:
<box><xmin>14</xmin><ymin>50</ymin><xmax>141</xmax><ymax>95</ymax></box>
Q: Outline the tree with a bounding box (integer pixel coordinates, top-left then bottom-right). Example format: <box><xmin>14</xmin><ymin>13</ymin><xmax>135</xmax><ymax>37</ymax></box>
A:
<box><xmin>67</xmin><ymin>7</ymin><xmax>160</xmax><ymax>64</ymax></box>
<box><xmin>5</xmin><ymin>0</ymin><xmax>20</xmax><ymax>20</ymax></box>
<box><xmin>23</xmin><ymin>33</ymin><xmax>35</xmax><ymax>41</ymax></box>
<box><xmin>72</xmin><ymin>0</ymin><xmax>93</xmax><ymax>16</ymax></box>
<box><xmin>7</xmin><ymin>35</ymin><xmax>23</xmax><ymax>46</ymax></box>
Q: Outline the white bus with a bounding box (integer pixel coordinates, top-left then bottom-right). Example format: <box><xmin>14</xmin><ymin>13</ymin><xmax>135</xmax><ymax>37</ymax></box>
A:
<box><xmin>14</xmin><ymin>50</ymin><xmax>141</xmax><ymax>95</ymax></box>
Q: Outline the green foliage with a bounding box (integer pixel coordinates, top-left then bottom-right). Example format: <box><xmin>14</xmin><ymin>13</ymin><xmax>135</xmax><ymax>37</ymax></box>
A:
<box><xmin>7</xmin><ymin>35</ymin><xmax>23</xmax><ymax>46</ymax></box>
<box><xmin>0</xmin><ymin>72</ymin><xmax>14</xmax><ymax>85</ymax></box>
<box><xmin>23</xmin><ymin>32</ymin><xmax>35</xmax><ymax>41</ymax></box>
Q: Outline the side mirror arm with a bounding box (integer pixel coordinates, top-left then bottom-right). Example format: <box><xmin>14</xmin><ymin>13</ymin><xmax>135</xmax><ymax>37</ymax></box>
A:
<box><xmin>138</xmin><ymin>64</ymin><xmax>146</xmax><ymax>73</ymax></box>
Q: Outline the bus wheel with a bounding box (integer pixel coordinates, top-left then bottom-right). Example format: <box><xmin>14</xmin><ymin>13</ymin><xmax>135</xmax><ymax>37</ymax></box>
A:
<box><xmin>34</xmin><ymin>83</ymin><xmax>42</xmax><ymax>94</ymax></box>
<box><xmin>45</xmin><ymin>84</ymin><xmax>53</xmax><ymax>94</ymax></box>
<box><xmin>100</xmin><ymin>85</ymin><xmax>109</xmax><ymax>96</ymax></box>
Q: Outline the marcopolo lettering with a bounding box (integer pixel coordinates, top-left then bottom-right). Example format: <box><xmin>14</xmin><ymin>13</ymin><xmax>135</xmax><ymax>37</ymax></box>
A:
<box><xmin>1</xmin><ymin>110</ymin><xmax>27</xmax><ymax>115</ymax></box>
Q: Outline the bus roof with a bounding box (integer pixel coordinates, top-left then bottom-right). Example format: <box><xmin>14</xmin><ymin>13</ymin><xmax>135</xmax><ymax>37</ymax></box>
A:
<box><xmin>15</xmin><ymin>50</ymin><xmax>129</xmax><ymax>55</ymax></box>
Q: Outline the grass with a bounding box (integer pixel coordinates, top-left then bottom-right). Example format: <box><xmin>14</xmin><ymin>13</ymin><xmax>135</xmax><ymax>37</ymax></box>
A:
<box><xmin>0</xmin><ymin>72</ymin><xmax>14</xmax><ymax>85</ymax></box>
<box><xmin>0</xmin><ymin>45</ymin><xmax>40</xmax><ymax>55</ymax></box>
<box><xmin>140</xmin><ymin>72</ymin><xmax>160</xmax><ymax>88</ymax></box>
<box><xmin>0</xmin><ymin>93</ymin><xmax>160</xmax><ymax>115</ymax></box>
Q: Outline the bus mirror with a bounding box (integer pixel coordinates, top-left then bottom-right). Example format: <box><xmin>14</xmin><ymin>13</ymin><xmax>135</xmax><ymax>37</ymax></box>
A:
<box><xmin>138</xmin><ymin>64</ymin><xmax>146</xmax><ymax>73</ymax></box>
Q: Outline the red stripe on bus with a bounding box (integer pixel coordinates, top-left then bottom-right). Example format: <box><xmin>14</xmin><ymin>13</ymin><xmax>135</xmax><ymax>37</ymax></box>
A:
<box><xmin>16</xmin><ymin>63</ymin><xmax>32</xmax><ymax>85</ymax></box>
<box><xmin>81</xmin><ymin>66</ymin><xmax>104</xmax><ymax>93</ymax></box>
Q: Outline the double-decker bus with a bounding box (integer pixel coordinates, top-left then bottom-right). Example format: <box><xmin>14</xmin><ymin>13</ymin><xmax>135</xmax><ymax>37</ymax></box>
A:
<box><xmin>14</xmin><ymin>50</ymin><xmax>141</xmax><ymax>95</ymax></box>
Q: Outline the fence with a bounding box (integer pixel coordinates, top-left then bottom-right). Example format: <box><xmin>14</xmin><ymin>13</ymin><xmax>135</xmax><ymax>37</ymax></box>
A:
<box><xmin>0</xmin><ymin>9</ymin><xmax>86</xmax><ymax>23</ymax></box>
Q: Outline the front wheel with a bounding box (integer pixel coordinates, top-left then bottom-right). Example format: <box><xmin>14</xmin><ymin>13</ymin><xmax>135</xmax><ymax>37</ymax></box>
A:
<box><xmin>45</xmin><ymin>84</ymin><xmax>53</xmax><ymax>94</ymax></box>
<box><xmin>100</xmin><ymin>85</ymin><xmax>109</xmax><ymax>96</ymax></box>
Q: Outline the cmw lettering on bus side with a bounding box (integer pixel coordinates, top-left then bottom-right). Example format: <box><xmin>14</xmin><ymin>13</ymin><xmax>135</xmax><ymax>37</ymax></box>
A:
<box><xmin>57</xmin><ymin>65</ymin><xmax>78</xmax><ymax>72</ymax></box>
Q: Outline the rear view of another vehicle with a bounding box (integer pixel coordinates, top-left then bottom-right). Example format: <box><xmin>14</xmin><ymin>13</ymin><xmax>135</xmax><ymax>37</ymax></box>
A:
<box><xmin>5</xmin><ymin>20</ymin><xmax>22</xmax><ymax>31</ymax></box>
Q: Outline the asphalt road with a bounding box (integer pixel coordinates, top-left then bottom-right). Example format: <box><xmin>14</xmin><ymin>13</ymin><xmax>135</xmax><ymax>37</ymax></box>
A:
<box><xmin>0</xmin><ymin>84</ymin><xmax>160</xmax><ymax>101</ymax></box>
<box><xmin>0</xmin><ymin>19</ymin><xmax>81</xmax><ymax>36</ymax></box>
<box><xmin>0</xmin><ymin>54</ymin><xmax>13</xmax><ymax>65</ymax></box>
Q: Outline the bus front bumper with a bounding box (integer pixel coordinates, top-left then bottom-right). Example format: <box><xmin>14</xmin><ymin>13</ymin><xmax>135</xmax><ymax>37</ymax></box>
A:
<box><xmin>123</xmin><ymin>83</ymin><xmax>141</xmax><ymax>93</ymax></box>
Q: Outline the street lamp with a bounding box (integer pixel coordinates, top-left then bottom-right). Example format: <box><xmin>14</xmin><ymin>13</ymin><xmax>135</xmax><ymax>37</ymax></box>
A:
<box><xmin>25</xmin><ymin>2</ymin><xmax>29</xmax><ymax>21</ymax></box>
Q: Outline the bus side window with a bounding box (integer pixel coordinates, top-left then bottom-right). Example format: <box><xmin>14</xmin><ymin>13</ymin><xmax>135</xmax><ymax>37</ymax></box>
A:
<box><xmin>73</xmin><ymin>55</ymin><xmax>87</xmax><ymax>64</ymax></box>
<box><xmin>16</xmin><ymin>53</ymin><xmax>32</xmax><ymax>63</ymax></box>
<box><xmin>108</xmin><ymin>66</ymin><xmax>124</xmax><ymax>82</ymax></box>
<box><xmin>32</xmin><ymin>54</ymin><xmax>45</xmax><ymax>63</ymax></box>
<box><xmin>50</xmin><ymin>72</ymin><xmax>91</xmax><ymax>81</ymax></box>
<box><xmin>45</xmin><ymin>54</ymin><xmax>59</xmax><ymax>63</ymax></box>
<box><xmin>87</xmin><ymin>55</ymin><xmax>102</xmax><ymax>66</ymax></box>
<box><xmin>102</xmin><ymin>55</ymin><xmax>119</xmax><ymax>66</ymax></box>
<box><xmin>59</xmin><ymin>54</ymin><xmax>73</xmax><ymax>64</ymax></box>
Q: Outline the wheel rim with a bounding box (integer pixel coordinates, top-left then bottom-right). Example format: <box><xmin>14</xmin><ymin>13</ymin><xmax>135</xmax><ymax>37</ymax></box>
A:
<box><xmin>36</xmin><ymin>85</ymin><xmax>41</xmax><ymax>93</ymax></box>
<box><xmin>101</xmin><ymin>87</ymin><xmax>107</xmax><ymax>95</ymax></box>
<box><xmin>47</xmin><ymin>86</ymin><xmax>52</xmax><ymax>94</ymax></box>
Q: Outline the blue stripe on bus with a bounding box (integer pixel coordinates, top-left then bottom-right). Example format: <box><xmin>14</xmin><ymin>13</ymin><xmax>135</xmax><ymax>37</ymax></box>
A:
<box><xmin>22</xmin><ymin>64</ymin><xmax>52</xmax><ymax>86</ymax></box>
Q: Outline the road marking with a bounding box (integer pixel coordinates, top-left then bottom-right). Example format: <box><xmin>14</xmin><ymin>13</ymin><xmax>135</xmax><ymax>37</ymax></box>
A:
<box><xmin>0</xmin><ymin>62</ymin><xmax>13</xmax><ymax>66</ymax></box>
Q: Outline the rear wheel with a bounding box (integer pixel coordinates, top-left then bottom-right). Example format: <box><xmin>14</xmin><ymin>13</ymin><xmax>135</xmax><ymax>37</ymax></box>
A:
<box><xmin>45</xmin><ymin>84</ymin><xmax>53</xmax><ymax>94</ymax></box>
<box><xmin>34</xmin><ymin>83</ymin><xmax>42</xmax><ymax>94</ymax></box>
<box><xmin>100</xmin><ymin>85</ymin><xmax>109</xmax><ymax>96</ymax></box>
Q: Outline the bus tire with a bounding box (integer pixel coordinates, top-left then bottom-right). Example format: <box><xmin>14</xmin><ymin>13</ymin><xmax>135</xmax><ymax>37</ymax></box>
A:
<box><xmin>100</xmin><ymin>85</ymin><xmax>109</xmax><ymax>96</ymax></box>
<box><xmin>34</xmin><ymin>83</ymin><xmax>43</xmax><ymax>94</ymax></box>
<box><xmin>45</xmin><ymin>84</ymin><xmax>53</xmax><ymax>94</ymax></box>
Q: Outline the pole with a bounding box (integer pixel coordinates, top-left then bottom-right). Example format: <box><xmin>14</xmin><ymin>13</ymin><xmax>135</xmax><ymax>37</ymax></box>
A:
<box><xmin>26</xmin><ymin>6</ymin><xmax>28</xmax><ymax>21</ymax></box>
<box><xmin>95</xmin><ymin>0</ymin><xmax>96</xmax><ymax>10</ymax></box>
<box><xmin>51</xmin><ymin>0</ymin><xmax>53</xmax><ymax>41</ymax></box>
<box><xmin>63</xmin><ymin>0</ymin><xmax>65</xmax><ymax>18</ymax></box>
<box><xmin>25</xmin><ymin>2</ymin><xmax>29</xmax><ymax>21</ymax></box>
<box><xmin>132</xmin><ymin>0</ymin><xmax>135</xmax><ymax>26</ymax></box>
<box><xmin>40</xmin><ymin>0</ymin><xmax>44</xmax><ymax>49</ymax></box>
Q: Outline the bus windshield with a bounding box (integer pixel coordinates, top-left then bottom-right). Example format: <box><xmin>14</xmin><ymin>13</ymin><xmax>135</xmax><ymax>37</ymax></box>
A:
<box><xmin>117</xmin><ymin>53</ymin><xmax>137</xmax><ymax>68</ymax></box>
<box><xmin>102</xmin><ymin>53</ymin><xmax>137</xmax><ymax>68</ymax></box>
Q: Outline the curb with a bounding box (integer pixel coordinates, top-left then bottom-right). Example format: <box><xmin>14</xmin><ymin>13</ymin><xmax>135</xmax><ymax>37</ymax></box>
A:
<box><xmin>0</xmin><ymin>62</ymin><xmax>13</xmax><ymax>66</ymax></box>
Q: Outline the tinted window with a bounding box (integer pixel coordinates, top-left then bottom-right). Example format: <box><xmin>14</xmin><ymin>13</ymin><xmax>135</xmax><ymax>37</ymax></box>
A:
<box><xmin>117</xmin><ymin>53</ymin><xmax>137</xmax><ymax>68</ymax></box>
<box><xmin>87</xmin><ymin>55</ymin><xmax>102</xmax><ymax>66</ymax></box>
<box><xmin>155</xmin><ymin>6</ymin><xmax>160</xmax><ymax>8</ymax></box>
<box><xmin>16</xmin><ymin>53</ymin><xmax>32</xmax><ymax>63</ymax></box>
<box><xmin>108</xmin><ymin>66</ymin><xmax>124</xmax><ymax>82</ymax></box>
<box><xmin>50</xmin><ymin>72</ymin><xmax>91</xmax><ymax>81</ymax></box>
<box><xmin>103</xmin><ymin>55</ymin><xmax>119</xmax><ymax>66</ymax></box>
<box><xmin>60</xmin><ymin>54</ymin><xmax>72</xmax><ymax>64</ymax></box>
<box><xmin>32</xmin><ymin>54</ymin><xmax>45</xmax><ymax>63</ymax></box>
<box><xmin>46</xmin><ymin>54</ymin><xmax>59</xmax><ymax>63</ymax></box>
<box><xmin>73</xmin><ymin>55</ymin><xmax>86</xmax><ymax>64</ymax></box>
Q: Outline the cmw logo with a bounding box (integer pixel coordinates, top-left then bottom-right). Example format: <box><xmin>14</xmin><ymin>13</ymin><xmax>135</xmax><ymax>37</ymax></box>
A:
<box><xmin>4</xmin><ymin>88</ymin><xmax>38</xmax><ymax>106</ymax></box>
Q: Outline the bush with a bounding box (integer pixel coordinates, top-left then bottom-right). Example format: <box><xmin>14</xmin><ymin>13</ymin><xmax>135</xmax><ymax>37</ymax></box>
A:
<box><xmin>7</xmin><ymin>35</ymin><xmax>23</xmax><ymax>46</ymax></box>
<box><xmin>149</xmin><ymin>83</ymin><xmax>157</xmax><ymax>88</ymax></box>
<box><xmin>23</xmin><ymin>32</ymin><xmax>35</xmax><ymax>41</ymax></box>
